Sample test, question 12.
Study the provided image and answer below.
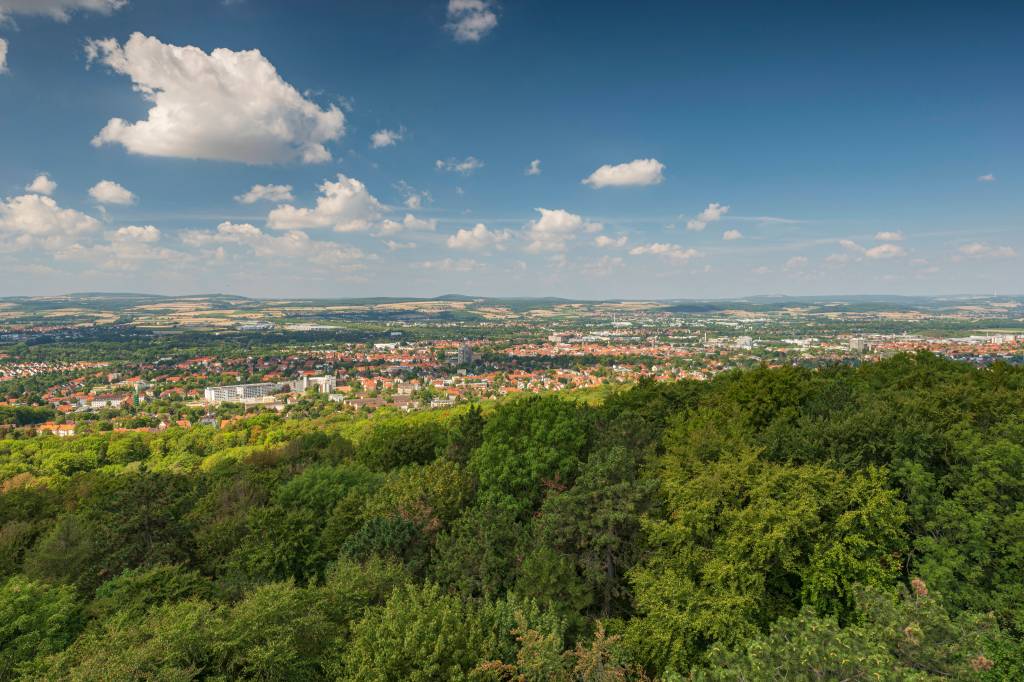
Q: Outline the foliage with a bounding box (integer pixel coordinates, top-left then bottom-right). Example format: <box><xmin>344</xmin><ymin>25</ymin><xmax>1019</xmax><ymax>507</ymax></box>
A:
<box><xmin>1</xmin><ymin>354</ymin><xmax>1023</xmax><ymax>679</ymax></box>
<box><xmin>0</xmin><ymin>576</ymin><xmax>81</xmax><ymax>680</ymax></box>
<box><xmin>697</xmin><ymin>580</ymin><xmax>1003</xmax><ymax>680</ymax></box>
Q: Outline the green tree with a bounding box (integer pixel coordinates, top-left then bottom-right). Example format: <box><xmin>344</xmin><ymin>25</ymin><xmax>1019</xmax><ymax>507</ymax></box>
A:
<box><xmin>526</xmin><ymin>446</ymin><xmax>655</xmax><ymax>620</ymax></box>
<box><xmin>0</xmin><ymin>576</ymin><xmax>81</xmax><ymax>680</ymax></box>
<box><xmin>470</xmin><ymin>396</ymin><xmax>592</xmax><ymax>516</ymax></box>
<box><xmin>627</xmin><ymin>444</ymin><xmax>906</xmax><ymax>672</ymax></box>
<box><xmin>88</xmin><ymin>563</ymin><xmax>212</xmax><ymax>621</ymax></box>
<box><xmin>432</xmin><ymin>492</ymin><xmax>526</xmax><ymax>599</ymax></box>
<box><xmin>446</xmin><ymin>404</ymin><xmax>486</xmax><ymax>463</ymax></box>
<box><xmin>697</xmin><ymin>580</ymin><xmax>1005</xmax><ymax>681</ymax></box>
<box><xmin>356</xmin><ymin>419</ymin><xmax>447</xmax><ymax>471</ymax></box>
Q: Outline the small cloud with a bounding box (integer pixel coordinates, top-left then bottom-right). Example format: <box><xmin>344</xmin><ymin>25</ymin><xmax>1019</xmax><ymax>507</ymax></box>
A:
<box><xmin>394</xmin><ymin>181</ymin><xmax>431</xmax><ymax>209</ymax></box>
<box><xmin>958</xmin><ymin>242</ymin><xmax>1016</xmax><ymax>259</ymax></box>
<box><xmin>525</xmin><ymin>159</ymin><xmax>541</xmax><ymax>176</ymax></box>
<box><xmin>977</xmin><ymin>174</ymin><xmax>996</xmax><ymax>182</ymax></box>
<box><xmin>370</xmin><ymin>127</ymin><xmax>404</xmax><ymax>149</ymax></box>
<box><xmin>446</xmin><ymin>0</ymin><xmax>498</xmax><ymax>42</ymax></box>
<box><xmin>385</xmin><ymin>240</ymin><xmax>416</xmax><ymax>251</ymax></box>
<box><xmin>523</xmin><ymin>208</ymin><xmax>591</xmax><ymax>253</ymax></box>
<box><xmin>418</xmin><ymin>257</ymin><xmax>482</xmax><ymax>272</ymax></box>
<box><xmin>266</xmin><ymin>173</ymin><xmax>383</xmax><ymax>232</ymax></box>
<box><xmin>864</xmin><ymin>243</ymin><xmax>906</xmax><ymax>259</ymax></box>
<box><xmin>594</xmin><ymin>235</ymin><xmax>627</xmax><ymax>248</ymax></box>
<box><xmin>722</xmin><ymin>229</ymin><xmax>742</xmax><ymax>241</ymax></box>
<box><xmin>88</xmin><ymin>180</ymin><xmax>137</xmax><ymax>205</ymax></box>
<box><xmin>874</xmin><ymin>231</ymin><xmax>903</xmax><ymax>242</ymax></box>
<box><xmin>2</xmin><ymin>0</ymin><xmax>126</xmax><ymax>22</ymax></box>
<box><xmin>686</xmin><ymin>202</ymin><xmax>729</xmax><ymax>231</ymax></box>
<box><xmin>436</xmin><ymin>156</ymin><xmax>484</xmax><ymax>175</ymax></box>
<box><xmin>234</xmin><ymin>183</ymin><xmax>294</xmax><ymax>204</ymax></box>
<box><xmin>583</xmin><ymin>158</ymin><xmax>664</xmax><ymax>188</ymax></box>
<box><xmin>629</xmin><ymin>242</ymin><xmax>699</xmax><ymax>263</ymax></box>
<box><xmin>374</xmin><ymin>213</ymin><xmax>437</xmax><ymax>237</ymax></box>
<box><xmin>0</xmin><ymin>38</ymin><xmax>8</xmax><ymax>74</ymax></box>
<box><xmin>784</xmin><ymin>256</ymin><xmax>808</xmax><ymax>271</ymax></box>
<box><xmin>26</xmin><ymin>174</ymin><xmax>57</xmax><ymax>196</ymax></box>
<box><xmin>447</xmin><ymin>223</ymin><xmax>510</xmax><ymax>250</ymax></box>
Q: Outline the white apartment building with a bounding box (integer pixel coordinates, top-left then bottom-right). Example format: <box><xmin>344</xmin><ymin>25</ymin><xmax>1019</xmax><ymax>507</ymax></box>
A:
<box><xmin>290</xmin><ymin>375</ymin><xmax>337</xmax><ymax>394</ymax></box>
<box><xmin>204</xmin><ymin>382</ymin><xmax>283</xmax><ymax>404</ymax></box>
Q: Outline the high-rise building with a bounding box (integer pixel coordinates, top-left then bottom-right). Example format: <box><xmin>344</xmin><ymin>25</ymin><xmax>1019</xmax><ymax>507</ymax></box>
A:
<box><xmin>457</xmin><ymin>343</ymin><xmax>474</xmax><ymax>365</ymax></box>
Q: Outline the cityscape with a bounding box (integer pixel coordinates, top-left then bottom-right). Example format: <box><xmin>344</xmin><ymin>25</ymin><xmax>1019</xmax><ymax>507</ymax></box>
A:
<box><xmin>1</xmin><ymin>293</ymin><xmax>1022</xmax><ymax>438</ymax></box>
<box><xmin>1</xmin><ymin>0</ymin><xmax>1022</xmax><ymax>679</ymax></box>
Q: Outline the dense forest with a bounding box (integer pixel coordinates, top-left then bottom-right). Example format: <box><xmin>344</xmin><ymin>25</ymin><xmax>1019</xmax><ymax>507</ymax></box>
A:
<box><xmin>1</xmin><ymin>352</ymin><xmax>1022</xmax><ymax>680</ymax></box>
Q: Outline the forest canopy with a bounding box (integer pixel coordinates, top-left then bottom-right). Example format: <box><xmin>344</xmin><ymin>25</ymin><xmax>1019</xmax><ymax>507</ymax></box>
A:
<box><xmin>1</xmin><ymin>352</ymin><xmax>1022</xmax><ymax>680</ymax></box>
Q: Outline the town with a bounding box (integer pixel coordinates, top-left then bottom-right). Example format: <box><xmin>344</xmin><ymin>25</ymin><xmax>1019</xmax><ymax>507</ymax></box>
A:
<box><xmin>2</xmin><ymin>294</ymin><xmax>1022</xmax><ymax>438</ymax></box>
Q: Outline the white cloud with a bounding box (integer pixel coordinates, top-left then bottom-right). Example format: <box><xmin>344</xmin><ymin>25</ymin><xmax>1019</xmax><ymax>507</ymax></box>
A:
<box><xmin>874</xmin><ymin>231</ymin><xmax>903</xmax><ymax>241</ymax></box>
<box><xmin>784</xmin><ymin>256</ymin><xmax>808</xmax><ymax>270</ymax></box>
<box><xmin>686</xmin><ymin>202</ymin><xmax>729</xmax><ymax>231</ymax></box>
<box><xmin>25</xmin><ymin>174</ymin><xmax>57</xmax><ymax>196</ymax></box>
<box><xmin>234</xmin><ymin>183</ymin><xmax>294</xmax><ymax>204</ymax></box>
<box><xmin>628</xmin><ymin>242</ymin><xmax>699</xmax><ymax>263</ymax></box>
<box><xmin>418</xmin><ymin>257</ymin><xmax>482</xmax><ymax>272</ymax></box>
<box><xmin>370</xmin><ymin>127</ymin><xmax>404</xmax><ymax>148</ymax></box>
<box><xmin>836</xmin><ymin>238</ymin><xmax>905</xmax><ymax>260</ymax></box>
<box><xmin>0</xmin><ymin>38</ymin><xmax>7</xmax><ymax>74</ymax></box>
<box><xmin>374</xmin><ymin>213</ymin><xmax>437</xmax><ymax>236</ymax></box>
<box><xmin>594</xmin><ymin>235</ymin><xmax>627</xmax><ymax>248</ymax></box>
<box><xmin>267</xmin><ymin>174</ymin><xmax>383</xmax><ymax>231</ymax></box>
<box><xmin>446</xmin><ymin>0</ymin><xmax>497</xmax><ymax>42</ymax></box>
<box><xmin>181</xmin><ymin>221</ymin><xmax>364</xmax><ymax>267</ymax></box>
<box><xmin>0</xmin><ymin>0</ymin><xmax>125</xmax><ymax>21</ymax></box>
<box><xmin>525</xmin><ymin>159</ymin><xmax>541</xmax><ymax>176</ymax></box>
<box><xmin>385</xmin><ymin>240</ymin><xmax>416</xmax><ymax>251</ymax></box>
<box><xmin>524</xmin><ymin>207</ymin><xmax>591</xmax><ymax>253</ymax></box>
<box><xmin>826</xmin><ymin>253</ymin><xmax>850</xmax><ymax>265</ymax></box>
<box><xmin>722</xmin><ymin>229</ymin><xmax>743</xmax><ymax>241</ymax></box>
<box><xmin>85</xmin><ymin>33</ymin><xmax>344</xmax><ymax>164</ymax></box>
<box><xmin>958</xmin><ymin>242</ymin><xmax>1016</xmax><ymax>259</ymax></box>
<box><xmin>864</xmin><ymin>243</ymin><xmax>906</xmax><ymax>259</ymax></box>
<box><xmin>0</xmin><ymin>194</ymin><xmax>100</xmax><ymax>237</ymax></box>
<box><xmin>436</xmin><ymin>156</ymin><xmax>484</xmax><ymax>174</ymax></box>
<box><xmin>111</xmin><ymin>224</ymin><xmax>159</xmax><ymax>242</ymax></box>
<box><xmin>447</xmin><ymin>223</ymin><xmax>510</xmax><ymax>250</ymax></box>
<box><xmin>181</xmin><ymin>221</ymin><xmax>261</xmax><ymax>246</ymax></box>
<box><xmin>977</xmin><ymin>174</ymin><xmax>995</xmax><ymax>182</ymax></box>
<box><xmin>583</xmin><ymin>158</ymin><xmax>664</xmax><ymax>188</ymax></box>
<box><xmin>55</xmin><ymin>224</ymin><xmax>181</xmax><ymax>271</ymax></box>
<box><xmin>395</xmin><ymin>181</ymin><xmax>431</xmax><ymax>209</ymax></box>
<box><xmin>88</xmin><ymin>179</ymin><xmax>136</xmax><ymax>205</ymax></box>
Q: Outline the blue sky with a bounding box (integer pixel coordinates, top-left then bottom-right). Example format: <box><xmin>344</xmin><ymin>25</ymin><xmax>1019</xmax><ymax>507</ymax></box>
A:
<box><xmin>0</xmin><ymin>0</ymin><xmax>1020</xmax><ymax>299</ymax></box>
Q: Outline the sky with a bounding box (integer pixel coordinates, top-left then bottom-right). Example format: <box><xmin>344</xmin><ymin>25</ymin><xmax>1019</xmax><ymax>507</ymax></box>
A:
<box><xmin>0</xmin><ymin>0</ymin><xmax>1021</xmax><ymax>299</ymax></box>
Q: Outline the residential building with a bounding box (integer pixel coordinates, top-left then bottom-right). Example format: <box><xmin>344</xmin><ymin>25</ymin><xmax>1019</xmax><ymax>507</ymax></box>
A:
<box><xmin>290</xmin><ymin>375</ymin><xmax>336</xmax><ymax>393</ymax></box>
<box><xmin>203</xmin><ymin>382</ymin><xmax>283</xmax><ymax>404</ymax></box>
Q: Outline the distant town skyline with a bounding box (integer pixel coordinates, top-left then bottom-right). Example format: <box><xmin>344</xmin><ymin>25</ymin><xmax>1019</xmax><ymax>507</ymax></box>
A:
<box><xmin>0</xmin><ymin>0</ymin><xmax>1020</xmax><ymax>298</ymax></box>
